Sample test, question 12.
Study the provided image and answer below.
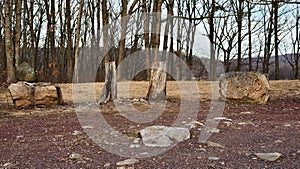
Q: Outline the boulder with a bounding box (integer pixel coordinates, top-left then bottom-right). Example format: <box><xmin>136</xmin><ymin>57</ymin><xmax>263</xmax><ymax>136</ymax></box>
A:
<box><xmin>8</xmin><ymin>82</ymin><xmax>63</xmax><ymax>108</ymax></box>
<box><xmin>219</xmin><ymin>72</ymin><xmax>270</xmax><ymax>104</ymax></box>
<box><xmin>16</xmin><ymin>62</ymin><xmax>36</xmax><ymax>82</ymax></box>
<box><xmin>138</xmin><ymin>126</ymin><xmax>190</xmax><ymax>147</ymax></box>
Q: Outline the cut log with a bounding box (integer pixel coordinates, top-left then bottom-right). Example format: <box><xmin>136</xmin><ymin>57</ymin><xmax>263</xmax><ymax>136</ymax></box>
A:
<box><xmin>146</xmin><ymin>61</ymin><xmax>167</xmax><ymax>101</ymax></box>
<box><xmin>8</xmin><ymin>82</ymin><xmax>63</xmax><ymax>108</ymax></box>
<box><xmin>98</xmin><ymin>61</ymin><xmax>117</xmax><ymax>104</ymax></box>
<box><xmin>219</xmin><ymin>72</ymin><xmax>270</xmax><ymax>104</ymax></box>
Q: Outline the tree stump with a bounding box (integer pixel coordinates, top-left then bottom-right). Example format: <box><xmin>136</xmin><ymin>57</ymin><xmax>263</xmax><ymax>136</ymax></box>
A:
<box><xmin>146</xmin><ymin>61</ymin><xmax>167</xmax><ymax>100</ymax></box>
<box><xmin>219</xmin><ymin>72</ymin><xmax>270</xmax><ymax>104</ymax></box>
<box><xmin>98</xmin><ymin>61</ymin><xmax>117</xmax><ymax>104</ymax></box>
<box><xmin>8</xmin><ymin>82</ymin><xmax>63</xmax><ymax>108</ymax></box>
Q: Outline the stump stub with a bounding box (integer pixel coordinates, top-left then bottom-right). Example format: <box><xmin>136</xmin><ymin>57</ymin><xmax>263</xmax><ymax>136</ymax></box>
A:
<box><xmin>219</xmin><ymin>72</ymin><xmax>270</xmax><ymax>104</ymax></box>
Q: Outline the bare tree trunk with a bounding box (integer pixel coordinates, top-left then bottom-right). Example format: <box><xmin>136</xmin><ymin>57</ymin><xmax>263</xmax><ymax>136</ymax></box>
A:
<box><xmin>66</xmin><ymin>0</ymin><xmax>73</xmax><ymax>82</ymax></box>
<box><xmin>247</xmin><ymin>1</ymin><xmax>252</xmax><ymax>72</ymax></box>
<box><xmin>146</xmin><ymin>0</ymin><xmax>166</xmax><ymax>101</ymax></box>
<box><xmin>146</xmin><ymin>62</ymin><xmax>167</xmax><ymax>100</ymax></box>
<box><xmin>209</xmin><ymin>0</ymin><xmax>216</xmax><ymax>80</ymax></box>
<box><xmin>274</xmin><ymin>0</ymin><xmax>280</xmax><ymax>79</ymax></box>
<box><xmin>4</xmin><ymin>0</ymin><xmax>16</xmax><ymax>83</ymax></box>
<box><xmin>98</xmin><ymin>0</ymin><xmax>117</xmax><ymax>104</ymax></box>
<box><xmin>14</xmin><ymin>0</ymin><xmax>21</xmax><ymax>69</ymax></box>
<box><xmin>142</xmin><ymin>0</ymin><xmax>151</xmax><ymax>80</ymax></box>
<box><xmin>236</xmin><ymin>0</ymin><xmax>243</xmax><ymax>71</ymax></box>
<box><xmin>73</xmin><ymin>0</ymin><xmax>84</xmax><ymax>83</ymax></box>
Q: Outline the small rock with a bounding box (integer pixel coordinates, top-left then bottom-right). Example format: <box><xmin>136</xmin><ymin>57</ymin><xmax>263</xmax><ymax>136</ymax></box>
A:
<box><xmin>133</xmin><ymin>138</ymin><xmax>140</xmax><ymax>144</ymax></box>
<box><xmin>117</xmin><ymin>159</ymin><xmax>139</xmax><ymax>166</ymax></box>
<box><xmin>273</xmin><ymin>140</ymin><xmax>283</xmax><ymax>144</ymax></box>
<box><xmin>213</xmin><ymin>117</ymin><xmax>232</xmax><ymax>121</ymax></box>
<box><xmin>3</xmin><ymin>162</ymin><xmax>16</xmax><ymax>167</ymax></box>
<box><xmin>296</xmin><ymin>150</ymin><xmax>300</xmax><ymax>155</ymax></box>
<box><xmin>284</xmin><ymin>123</ymin><xmax>291</xmax><ymax>127</ymax></box>
<box><xmin>254</xmin><ymin>152</ymin><xmax>282</xmax><ymax>162</ymax></box>
<box><xmin>130</xmin><ymin>144</ymin><xmax>140</xmax><ymax>148</ymax></box>
<box><xmin>204</xmin><ymin>141</ymin><xmax>225</xmax><ymax>148</ymax></box>
<box><xmin>185</xmin><ymin>121</ymin><xmax>204</xmax><ymax>129</ymax></box>
<box><xmin>82</xmin><ymin>126</ymin><xmax>94</xmax><ymax>129</ymax></box>
<box><xmin>69</xmin><ymin>153</ymin><xmax>83</xmax><ymax>161</ymax></box>
<box><xmin>238</xmin><ymin>121</ymin><xmax>254</xmax><ymax>125</ymax></box>
<box><xmin>207</xmin><ymin>128</ymin><xmax>220</xmax><ymax>133</ymax></box>
<box><xmin>117</xmin><ymin>166</ymin><xmax>126</xmax><ymax>169</ymax></box>
<box><xmin>240</xmin><ymin>111</ymin><xmax>254</xmax><ymax>115</ymax></box>
<box><xmin>72</xmin><ymin>130</ymin><xmax>82</xmax><ymax>136</ymax></box>
<box><xmin>208</xmin><ymin>156</ymin><xmax>220</xmax><ymax>161</ymax></box>
<box><xmin>104</xmin><ymin>163</ymin><xmax>111</xmax><ymax>168</ymax></box>
<box><xmin>16</xmin><ymin>135</ymin><xmax>24</xmax><ymax>139</ymax></box>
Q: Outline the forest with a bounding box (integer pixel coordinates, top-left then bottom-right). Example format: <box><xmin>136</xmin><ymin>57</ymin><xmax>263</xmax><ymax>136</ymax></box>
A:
<box><xmin>0</xmin><ymin>0</ymin><xmax>300</xmax><ymax>83</ymax></box>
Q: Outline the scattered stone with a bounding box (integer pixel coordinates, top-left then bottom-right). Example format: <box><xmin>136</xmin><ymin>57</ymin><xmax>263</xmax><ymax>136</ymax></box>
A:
<box><xmin>219</xmin><ymin>72</ymin><xmax>270</xmax><ymax>104</ymax></box>
<box><xmin>213</xmin><ymin>117</ymin><xmax>232</xmax><ymax>121</ymax></box>
<box><xmin>240</xmin><ymin>111</ymin><xmax>254</xmax><ymax>115</ymax></box>
<box><xmin>203</xmin><ymin>141</ymin><xmax>225</xmax><ymax>148</ymax></box>
<box><xmin>72</xmin><ymin>130</ymin><xmax>82</xmax><ymax>136</ymax></box>
<box><xmin>69</xmin><ymin>153</ymin><xmax>83</xmax><ymax>161</ymax></box>
<box><xmin>82</xmin><ymin>126</ymin><xmax>94</xmax><ymax>129</ymax></box>
<box><xmin>133</xmin><ymin>138</ymin><xmax>140</xmax><ymax>144</ymax></box>
<box><xmin>130</xmin><ymin>144</ymin><xmax>140</xmax><ymax>148</ymax></box>
<box><xmin>207</xmin><ymin>128</ymin><xmax>220</xmax><ymax>133</ymax></box>
<box><xmin>104</xmin><ymin>163</ymin><xmax>111</xmax><ymax>168</ymax></box>
<box><xmin>296</xmin><ymin>150</ymin><xmax>300</xmax><ymax>155</ymax></box>
<box><xmin>284</xmin><ymin>123</ymin><xmax>291</xmax><ymax>127</ymax></box>
<box><xmin>138</xmin><ymin>126</ymin><xmax>190</xmax><ymax>147</ymax></box>
<box><xmin>185</xmin><ymin>121</ymin><xmax>204</xmax><ymax>129</ymax></box>
<box><xmin>238</xmin><ymin>121</ymin><xmax>255</xmax><ymax>126</ymax></box>
<box><xmin>16</xmin><ymin>135</ymin><xmax>24</xmax><ymax>139</ymax></box>
<box><xmin>117</xmin><ymin>166</ymin><xmax>126</xmax><ymax>169</ymax></box>
<box><xmin>208</xmin><ymin>156</ymin><xmax>220</xmax><ymax>161</ymax></box>
<box><xmin>3</xmin><ymin>162</ymin><xmax>16</xmax><ymax>167</ymax></box>
<box><xmin>254</xmin><ymin>152</ymin><xmax>282</xmax><ymax>162</ymax></box>
<box><xmin>273</xmin><ymin>140</ymin><xmax>283</xmax><ymax>144</ymax></box>
<box><xmin>116</xmin><ymin>159</ymin><xmax>139</xmax><ymax>166</ymax></box>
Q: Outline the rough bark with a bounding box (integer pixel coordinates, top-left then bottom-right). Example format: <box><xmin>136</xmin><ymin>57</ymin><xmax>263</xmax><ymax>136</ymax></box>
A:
<box><xmin>98</xmin><ymin>62</ymin><xmax>117</xmax><ymax>104</ymax></box>
<box><xmin>146</xmin><ymin>61</ymin><xmax>167</xmax><ymax>101</ymax></box>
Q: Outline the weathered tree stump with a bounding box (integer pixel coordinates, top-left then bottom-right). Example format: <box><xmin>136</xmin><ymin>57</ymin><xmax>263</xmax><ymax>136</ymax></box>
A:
<box><xmin>8</xmin><ymin>82</ymin><xmax>63</xmax><ymax>108</ymax></box>
<box><xmin>219</xmin><ymin>72</ymin><xmax>270</xmax><ymax>104</ymax></box>
<box><xmin>98</xmin><ymin>61</ymin><xmax>117</xmax><ymax>104</ymax></box>
<box><xmin>146</xmin><ymin>61</ymin><xmax>167</xmax><ymax>100</ymax></box>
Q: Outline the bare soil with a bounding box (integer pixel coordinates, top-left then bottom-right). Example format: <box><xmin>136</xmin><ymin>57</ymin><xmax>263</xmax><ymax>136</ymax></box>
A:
<box><xmin>0</xmin><ymin>80</ymin><xmax>299</xmax><ymax>168</ymax></box>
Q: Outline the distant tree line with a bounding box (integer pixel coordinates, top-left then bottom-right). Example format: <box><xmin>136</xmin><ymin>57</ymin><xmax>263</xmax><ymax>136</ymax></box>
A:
<box><xmin>0</xmin><ymin>0</ymin><xmax>299</xmax><ymax>83</ymax></box>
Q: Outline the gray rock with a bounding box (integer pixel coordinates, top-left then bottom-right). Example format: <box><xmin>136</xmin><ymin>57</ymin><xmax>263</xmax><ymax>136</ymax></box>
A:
<box><xmin>69</xmin><ymin>153</ymin><xmax>83</xmax><ymax>161</ymax></box>
<box><xmin>139</xmin><ymin>126</ymin><xmax>190</xmax><ymax>147</ymax></box>
<box><xmin>296</xmin><ymin>150</ymin><xmax>300</xmax><ymax>155</ymax></box>
<box><xmin>204</xmin><ymin>141</ymin><xmax>225</xmax><ymax>148</ymax></box>
<box><xmin>208</xmin><ymin>156</ymin><xmax>220</xmax><ymax>161</ymax></box>
<box><xmin>16</xmin><ymin>62</ymin><xmax>35</xmax><ymax>82</ymax></box>
<box><xmin>117</xmin><ymin>158</ymin><xmax>139</xmax><ymax>166</ymax></box>
<box><xmin>254</xmin><ymin>152</ymin><xmax>282</xmax><ymax>161</ymax></box>
<box><xmin>104</xmin><ymin>163</ymin><xmax>111</xmax><ymax>168</ymax></box>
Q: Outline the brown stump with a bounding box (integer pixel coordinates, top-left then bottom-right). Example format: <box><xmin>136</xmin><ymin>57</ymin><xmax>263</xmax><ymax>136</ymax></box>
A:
<box><xmin>146</xmin><ymin>61</ymin><xmax>167</xmax><ymax>100</ymax></box>
<box><xmin>98</xmin><ymin>61</ymin><xmax>117</xmax><ymax>104</ymax></box>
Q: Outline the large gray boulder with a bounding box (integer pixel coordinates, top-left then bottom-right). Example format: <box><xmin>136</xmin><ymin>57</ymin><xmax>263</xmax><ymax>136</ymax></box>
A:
<box><xmin>16</xmin><ymin>62</ymin><xmax>36</xmax><ymax>82</ymax></box>
<box><xmin>8</xmin><ymin>82</ymin><xmax>63</xmax><ymax>108</ymax></box>
<box><xmin>138</xmin><ymin>126</ymin><xmax>190</xmax><ymax>147</ymax></box>
<box><xmin>219</xmin><ymin>72</ymin><xmax>270</xmax><ymax>104</ymax></box>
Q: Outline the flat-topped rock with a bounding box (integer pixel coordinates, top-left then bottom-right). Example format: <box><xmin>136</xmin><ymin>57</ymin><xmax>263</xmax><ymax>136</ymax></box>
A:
<box><xmin>8</xmin><ymin>82</ymin><xmax>63</xmax><ymax>108</ymax></box>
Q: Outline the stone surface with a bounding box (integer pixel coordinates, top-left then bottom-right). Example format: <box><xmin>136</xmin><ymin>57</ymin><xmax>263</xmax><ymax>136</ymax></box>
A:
<box><xmin>8</xmin><ymin>82</ymin><xmax>63</xmax><ymax>108</ymax></box>
<box><xmin>254</xmin><ymin>152</ymin><xmax>282</xmax><ymax>161</ymax></box>
<box><xmin>16</xmin><ymin>62</ymin><xmax>35</xmax><ymax>81</ymax></box>
<box><xmin>117</xmin><ymin>159</ymin><xmax>139</xmax><ymax>166</ymax></box>
<box><xmin>69</xmin><ymin>153</ymin><xmax>83</xmax><ymax>161</ymax></box>
<box><xmin>138</xmin><ymin>126</ymin><xmax>190</xmax><ymax>147</ymax></box>
<box><xmin>219</xmin><ymin>72</ymin><xmax>270</xmax><ymax>104</ymax></box>
<box><xmin>204</xmin><ymin>141</ymin><xmax>225</xmax><ymax>148</ymax></box>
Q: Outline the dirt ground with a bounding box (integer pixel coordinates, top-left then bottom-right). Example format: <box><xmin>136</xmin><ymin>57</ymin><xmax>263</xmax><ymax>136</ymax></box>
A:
<box><xmin>0</xmin><ymin>80</ymin><xmax>299</xmax><ymax>168</ymax></box>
